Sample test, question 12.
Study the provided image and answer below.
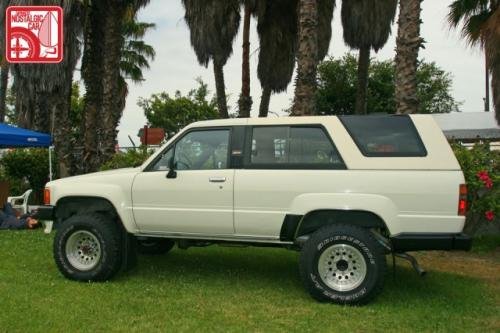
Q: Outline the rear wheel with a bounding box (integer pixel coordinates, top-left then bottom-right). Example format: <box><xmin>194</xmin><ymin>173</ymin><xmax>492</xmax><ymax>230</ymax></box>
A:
<box><xmin>299</xmin><ymin>224</ymin><xmax>386</xmax><ymax>305</ymax></box>
<box><xmin>137</xmin><ymin>237</ymin><xmax>175</xmax><ymax>255</ymax></box>
<box><xmin>53</xmin><ymin>213</ymin><xmax>122</xmax><ymax>281</ymax></box>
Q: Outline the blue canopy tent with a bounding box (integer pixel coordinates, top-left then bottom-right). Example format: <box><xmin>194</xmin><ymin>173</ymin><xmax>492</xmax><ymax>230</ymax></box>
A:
<box><xmin>0</xmin><ymin>123</ymin><xmax>54</xmax><ymax>180</ymax></box>
<box><xmin>0</xmin><ymin>123</ymin><xmax>51</xmax><ymax>147</ymax></box>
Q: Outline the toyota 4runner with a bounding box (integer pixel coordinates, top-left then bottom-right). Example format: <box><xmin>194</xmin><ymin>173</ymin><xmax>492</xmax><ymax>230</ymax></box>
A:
<box><xmin>39</xmin><ymin>115</ymin><xmax>472</xmax><ymax>305</ymax></box>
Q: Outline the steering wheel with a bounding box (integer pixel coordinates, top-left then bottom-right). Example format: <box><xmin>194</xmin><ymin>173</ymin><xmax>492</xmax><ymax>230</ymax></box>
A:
<box><xmin>175</xmin><ymin>152</ymin><xmax>192</xmax><ymax>170</ymax></box>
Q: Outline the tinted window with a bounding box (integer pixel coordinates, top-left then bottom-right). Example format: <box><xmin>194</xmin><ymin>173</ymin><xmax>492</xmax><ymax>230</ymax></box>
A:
<box><xmin>339</xmin><ymin>115</ymin><xmax>427</xmax><ymax>157</ymax></box>
<box><xmin>174</xmin><ymin>130</ymin><xmax>229</xmax><ymax>170</ymax></box>
<box><xmin>251</xmin><ymin>126</ymin><xmax>343</xmax><ymax>167</ymax></box>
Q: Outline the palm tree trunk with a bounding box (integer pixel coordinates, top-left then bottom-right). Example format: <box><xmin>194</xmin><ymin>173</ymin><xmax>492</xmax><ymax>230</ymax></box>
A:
<box><xmin>484</xmin><ymin>9</ymin><xmax>500</xmax><ymax>125</ymax></box>
<box><xmin>213</xmin><ymin>60</ymin><xmax>229</xmax><ymax>118</ymax></box>
<box><xmin>0</xmin><ymin>62</ymin><xmax>8</xmax><ymax>122</ymax></box>
<box><xmin>259</xmin><ymin>87</ymin><xmax>272</xmax><ymax>117</ymax></box>
<box><xmin>291</xmin><ymin>0</ymin><xmax>318</xmax><ymax>116</ymax></box>
<box><xmin>355</xmin><ymin>46</ymin><xmax>370</xmax><ymax>115</ymax></box>
<box><xmin>493</xmin><ymin>67</ymin><xmax>499</xmax><ymax>124</ymax></box>
<box><xmin>52</xmin><ymin>1</ymin><xmax>82</xmax><ymax>178</ymax></box>
<box><xmin>82</xmin><ymin>0</ymin><xmax>105</xmax><ymax>173</ymax></box>
<box><xmin>238</xmin><ymin>2</ymin><xmax>252</xmax><ymax>118</ymax></box>
<box><xmin>100</xmin><ymin>3</ymin><xmax>126</xmax><ymax>166</ymax></box>
<box><xmin>395</xmin><ymin>0</ymin><xmax>423</xmax><ymax>114</ymax></box>
<box><xmin>53</xmin><ymin>83</ymin><xmax>74</xmax><ymax>178</ymax></box>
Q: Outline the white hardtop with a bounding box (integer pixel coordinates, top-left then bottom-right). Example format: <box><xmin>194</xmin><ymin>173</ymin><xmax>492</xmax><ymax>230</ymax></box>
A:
<box><xmin>144</xmin><ymin>115</ymin><xmax>461</xmax><ymax>171</ymax></box>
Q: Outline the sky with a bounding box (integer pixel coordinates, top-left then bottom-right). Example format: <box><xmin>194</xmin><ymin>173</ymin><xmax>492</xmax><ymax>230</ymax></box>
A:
<box><xmin>115</xmin><ymin>0</ymin><xmax>491</xmax><ymax>147</ymax></box>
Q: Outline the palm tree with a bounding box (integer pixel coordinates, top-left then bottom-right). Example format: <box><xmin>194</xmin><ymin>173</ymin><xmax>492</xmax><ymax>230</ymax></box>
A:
<box><xmin>394</xmin><ymin>0</ymin><xmax>424</xmax><ymax>114</ymax></box>
<box><xmin>341</xmin><ymin>0</ymin><xmax>397</xmax><ymax>115</ymax></box>
<box><xmin>4</xmin><ymin>0</ymin><xmax>82</xmax><ymax>176</ymax></box>
<box><xmin>182</xmin><ymin>0</ymin><xmax>241</xmax><ymax>119</ymax></box>
<box><xmin>255</xmin><ymin>0</ymin><xmax>298</xmax><ymax>117</ymax></box>
<box><xmin>291</xmin><ymin>0</ymin><xmax>335</xmax><ymax>116</ymax></box>
<box><xmin>448</xmin><ymin>0</ymin><xmax>500</xmax><ymax>124</ymax></box>
<box><xmin>81</xmin><ymin>0</ymin><xmax>106</xmax><ymax>172</ymax></box>
<box><xmin>82</xmin><ymin>0</ymin><xmax>153</xmax><ymax>171</ymax></box>
<box><xmin>0</xmin><ymin>1</ymin><xmax>10</xmax><ymax>122</ymax></box>
<box><xmin>238</xmin><ymin>0</ymin><xmax>255</xmax><ymax>118</ymax></box>
<box><xmin>0</xmin><ymin>61</ymin><xmax>8</xmax><ymax>123</ymax></box>
<box><xmin>111</xmin><ymin>19</ymin><xmax>156</xmax><ymax>154</ymax></box>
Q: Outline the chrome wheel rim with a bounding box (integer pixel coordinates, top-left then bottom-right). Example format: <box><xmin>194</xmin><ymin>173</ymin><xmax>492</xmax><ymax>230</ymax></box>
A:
<box><xmin>318</xmin><ymin>243</ymin><xmax>367</xmax><ymax>292</ymax></box>
<box><xmin>65</xmin><ymin>230</ymin><xmax>101</xmax><ymax>271</ymax></box>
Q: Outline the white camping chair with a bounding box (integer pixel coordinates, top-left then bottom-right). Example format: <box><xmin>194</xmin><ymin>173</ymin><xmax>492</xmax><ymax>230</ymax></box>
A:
<box><xmin>7</xmin><ymin>189</ymin><xmax>33</xmax><ymax>215</ymax></box>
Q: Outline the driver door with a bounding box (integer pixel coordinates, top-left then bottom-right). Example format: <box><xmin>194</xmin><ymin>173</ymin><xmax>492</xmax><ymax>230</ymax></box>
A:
<box><xmin>132</xmin><ymin>128</ymin><xmax>234</xmax><ymax>235</ymax></box>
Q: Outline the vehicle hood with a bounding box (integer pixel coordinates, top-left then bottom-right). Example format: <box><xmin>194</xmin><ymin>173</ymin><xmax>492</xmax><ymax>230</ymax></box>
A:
<box><xmin>46</xmin><ymin>167</ymin><xmax>140</xmax><ymax>187</ymax></box>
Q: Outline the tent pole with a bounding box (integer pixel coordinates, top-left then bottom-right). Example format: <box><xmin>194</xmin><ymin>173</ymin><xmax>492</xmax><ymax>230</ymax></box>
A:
<box><xmin>49</xmin><ymin>146</ymin><xmax>53</xmax><ymax>181</ymax></box>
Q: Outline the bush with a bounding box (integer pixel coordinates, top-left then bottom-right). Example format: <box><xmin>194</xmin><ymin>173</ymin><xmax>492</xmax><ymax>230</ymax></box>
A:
<box><xmin>100</xmin><ymin>149</ymin><xmax>153</xmax><ymax>171</ymax></box>
<box><xmin>452</xmin><ymin>142</ymin><xmax>499</xmax><ymax>235</ymax></box>
<box><xmin>0</xmin><ymin>148</ymin><xmax>52</xmax><ymax>204</ymax></box>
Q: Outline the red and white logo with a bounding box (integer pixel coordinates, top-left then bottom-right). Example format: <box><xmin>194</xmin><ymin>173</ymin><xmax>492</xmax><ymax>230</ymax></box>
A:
<box><xmin>5</xmin><ymin>6</ymin><xmax>63</xmax><ymax>63</ymax></box>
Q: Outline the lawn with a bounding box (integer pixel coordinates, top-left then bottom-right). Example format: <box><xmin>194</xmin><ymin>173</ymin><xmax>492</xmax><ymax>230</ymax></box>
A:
<box><xmin>0</xmin><ymin>231</ymin><xmax>499</xmax><ymax>332</ymax></box>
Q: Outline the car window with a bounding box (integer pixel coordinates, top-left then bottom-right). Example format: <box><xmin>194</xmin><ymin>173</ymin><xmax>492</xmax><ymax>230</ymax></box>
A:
<box><xmin>150</xmin><ymin>147</ymin><xmax>173</xmax><ymax>171</ymax></box>
<box><xmin>174</xmin><ymin>130</ymin><xmax>230</xmax><ymax>170</ymax></box>
<box><xmin>339</xmin><ymin>115</ymin><xmax>427</xmax><ymax>157</ymax></box>
<box><xmin>251</xmin><ymin>126</ymin><xmax>343</xmax><ymax>167</ymax></box>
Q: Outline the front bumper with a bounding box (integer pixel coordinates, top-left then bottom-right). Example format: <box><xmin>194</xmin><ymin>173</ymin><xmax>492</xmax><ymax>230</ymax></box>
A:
<box><xmin>390</xmin><ymin>233</ymin><xmax>472</xmax><ymax>252</ymax></box>
<box><xmin>33</xmin><ymin>205</ymin><xmax>55</xmax><ymax>221</ymax></box>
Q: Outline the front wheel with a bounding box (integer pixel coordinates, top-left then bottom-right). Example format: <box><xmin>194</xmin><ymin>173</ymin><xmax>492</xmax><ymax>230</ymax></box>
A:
<box><xmin>53</xmin><ymin>213</ymin><xmax>122</xmax><ymax>281</ymax></box>
<box><xmin>299</xmin><ymin>224</ymin><xmax>386</xmax><ymax>305</ymax></box>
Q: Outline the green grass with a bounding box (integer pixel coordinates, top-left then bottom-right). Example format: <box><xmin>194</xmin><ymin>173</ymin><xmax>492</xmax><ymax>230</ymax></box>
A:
<box><xmin>0</xmin><ymin>231</ymin><xmax>499</xmax><ymax>332</ymax></box>
<box><xmin>471</xmin><ymin>235</ymin><xmax>500</xmax><ymax>253</ymax></box>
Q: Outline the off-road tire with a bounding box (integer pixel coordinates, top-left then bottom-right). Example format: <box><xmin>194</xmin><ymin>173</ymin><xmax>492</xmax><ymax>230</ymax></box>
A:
<box><xmin>53</xmin><ymin>213</ymin><xmax>122</xmax><ymax>281</ymax></box>
<box><xmin>299</xmin><ymin>224</ymin><xmax>386</xmax><ymax>305</ymax></box>
<box><xmin>137</xmin><ymin>238</ymin><xmax>175</xmax><ymax>255</ymax></box>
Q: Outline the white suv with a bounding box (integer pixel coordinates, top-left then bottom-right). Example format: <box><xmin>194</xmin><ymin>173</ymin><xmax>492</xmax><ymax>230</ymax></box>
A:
<box><xmin>40</xmin><ymin>115</ymin><xmax>471</xmax><ymax>304</ymax></box>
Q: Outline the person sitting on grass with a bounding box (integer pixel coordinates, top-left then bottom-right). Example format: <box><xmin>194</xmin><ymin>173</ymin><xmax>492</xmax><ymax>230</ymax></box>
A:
<box><xmin>0</xmin><ymin>198</ymin><xmax>39</xmax><ymax>230</ymax></box>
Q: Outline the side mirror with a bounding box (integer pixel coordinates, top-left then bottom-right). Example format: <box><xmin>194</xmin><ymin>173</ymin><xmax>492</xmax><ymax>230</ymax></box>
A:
<box><xmin>166</xmin><ymin>157</ymin><xmax>177</xmax><ymax>179</ymax></box>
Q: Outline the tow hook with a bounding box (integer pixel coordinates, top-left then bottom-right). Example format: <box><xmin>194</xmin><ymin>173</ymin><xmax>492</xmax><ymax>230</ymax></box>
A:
<box><xmin>394</xmin><ymin>252</ymin><xmax>427</xmax><ymax>277</ymax></box>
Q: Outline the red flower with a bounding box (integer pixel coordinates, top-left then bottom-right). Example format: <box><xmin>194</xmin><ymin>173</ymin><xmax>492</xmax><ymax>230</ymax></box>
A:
<box><xmin>485</xmin><ymin>211</ymin><xmax>495</xmax><ymax>221</ymax></box>
<box><xmin>477</xmin><ymin>170</ymin><xmax>489</xmax><ymax>179</ymax></box>
<box><xmin>477</xmin><ymin>170</ymin><xmax>493</xmax><ymax>189</ymax></box>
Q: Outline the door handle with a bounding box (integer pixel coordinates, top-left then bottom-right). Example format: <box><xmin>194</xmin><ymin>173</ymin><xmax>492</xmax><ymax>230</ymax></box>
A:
<box><xmin>209</xmin><ymin>177</ymin><xmax>226</xmax><ymax>183</ymax></box>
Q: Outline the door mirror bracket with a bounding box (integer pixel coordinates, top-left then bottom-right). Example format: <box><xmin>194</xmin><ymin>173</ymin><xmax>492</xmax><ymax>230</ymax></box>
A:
<box><xmin>166</xmin><ymin>157</ymin><xmax>177</xmax><ymax>179</ymax></box>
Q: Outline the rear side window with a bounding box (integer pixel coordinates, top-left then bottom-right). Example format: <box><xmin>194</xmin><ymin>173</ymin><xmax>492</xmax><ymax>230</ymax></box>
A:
<box><xmin>249</xmin><ymin>126</ymin><xmax>344</xmax><ymax>168</ymax></box>
<box><xmin>339</xmin><ymin>115</ymin><xmax>427</xmax><ymax>157</ymax></box>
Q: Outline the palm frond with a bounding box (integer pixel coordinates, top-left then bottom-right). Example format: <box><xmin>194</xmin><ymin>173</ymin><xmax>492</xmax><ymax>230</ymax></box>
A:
<box><xmin>182</xmin><ymin>0</ymin><xmax>241</xmax><ymax>67</ymax></box>
<box><xmin>341</xmin><ymin>0</ymin><xmax>397</xmax><ymax>51</ymax></box>
<box><xmin>256</xmin><ymin>0</ymin><xmax>298</xmax><ymax>93</ymax></box>
<box><xmin>447</xmin><ymin>0</ymin><xmax>497</xmax><ymax>47</ymax></box>
<box><xmin>317</xmin><ymin>0</ymin><xmax>336</xmax><ymax>61</ymax></box>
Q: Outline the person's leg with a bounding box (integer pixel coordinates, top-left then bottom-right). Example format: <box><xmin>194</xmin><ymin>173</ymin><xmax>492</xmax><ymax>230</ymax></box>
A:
<box><xmin>3</xmin><ymin>203</ymin><xmax>16</xmax><ymax>216</ymax></box>
<box><xmin>2</xmin><ymin>216</ymin><xmax>26</xmax><ymax>230</ymax></box>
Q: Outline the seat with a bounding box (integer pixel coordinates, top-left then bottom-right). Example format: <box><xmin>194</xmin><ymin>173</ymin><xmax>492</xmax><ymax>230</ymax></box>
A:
<box><xmin>7</xmin><ymin>189</ymin><xmax>33</xmax><ymax>215</ymax></box>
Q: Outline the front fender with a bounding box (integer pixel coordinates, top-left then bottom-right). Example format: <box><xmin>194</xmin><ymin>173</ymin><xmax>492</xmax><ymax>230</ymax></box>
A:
<box><xmin>52</xmin><ymin>184</ymin><xmax>138</xmax><ymax>233</ymax></box>
<box><xmin>289</xmin><ymin>193</ymin><xmax>399</xmax><ymax>234</ymax></box>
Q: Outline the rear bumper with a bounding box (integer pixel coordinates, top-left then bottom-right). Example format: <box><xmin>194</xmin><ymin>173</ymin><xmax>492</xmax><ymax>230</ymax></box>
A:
<box><xmin>33</xmin><ymin>205</ymin><xmax>55</xmax><ymax>221</ymax></box>
<box><xmin>390</xmin><ymin>233</ymin><xmax>472</xmax><ymax>252</ymax></box>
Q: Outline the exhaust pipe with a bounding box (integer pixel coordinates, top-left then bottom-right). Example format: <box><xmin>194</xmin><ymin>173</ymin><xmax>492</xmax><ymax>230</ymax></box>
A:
<box><xmin>394</xmin><ymin>252</ymin><xmax>426</xmax><ymax>277</ymax></box>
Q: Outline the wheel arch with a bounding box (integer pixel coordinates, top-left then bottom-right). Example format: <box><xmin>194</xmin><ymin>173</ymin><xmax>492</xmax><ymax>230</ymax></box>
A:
<box><xmin>55</xmin><ymin>196</ymin><xmax>131</xmax><ymax>232</ymax></box>
<box><xmin>280</xmin><ymin>209</ymin><xmax>390</xmax><ymax>241</ymax></box>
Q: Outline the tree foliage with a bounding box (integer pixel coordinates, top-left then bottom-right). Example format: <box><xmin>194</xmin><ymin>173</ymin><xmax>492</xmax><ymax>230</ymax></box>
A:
<box><xmin>138</xmin><ymin>79</ymin><xmax>219</xmax><ymax>135</ymax></box>
<box><xmin>100</xmin><ymin>149</ymin><xmax>153</xmax><ymax>171</ymax></box>
<box><xmin>0</xmin><ymin>148</ymin><xmax>51</xmax><ymax>203</ymax></box>
<box><xmin>316</xmin><ymin>54</ymin><xmax>461</xmax><ymax>115</ymax></box>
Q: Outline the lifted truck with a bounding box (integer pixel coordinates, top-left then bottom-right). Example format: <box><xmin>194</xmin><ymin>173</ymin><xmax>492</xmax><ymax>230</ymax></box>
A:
<box><xmin>40</xmin><ymin>115</ymin><xmax>471</xmax><ymax>305</ymax></box>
